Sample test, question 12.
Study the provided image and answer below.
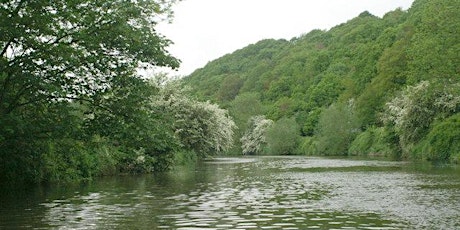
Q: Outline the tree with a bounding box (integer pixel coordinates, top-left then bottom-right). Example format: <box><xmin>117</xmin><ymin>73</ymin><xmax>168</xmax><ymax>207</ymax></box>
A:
<box><xmin>300</xmin><ymin>108</ymin><xmax>322</xmax><ymax>136</ymax></box>
<box><xmin>240</xmin><ymin>115</ymin><xmax>273</xmax><ymax>155</ymax></box>
<box><xmin>406</xmin><ymin>0</ymin><xmax>459</xmax><ymax>83</ymax></box>
<box><xmin>315</xmin><ymin>101</ymin><xmax>360</xmax><ymax>155</ymax></box>
<box><xmin>0</xmin><ymin>0</ymin><xmax>179</xmax><ymax>183</ymax></box>
<box><xmin>84</xmin><ymin>77</ymin><xmax>179</xmax><ymax>173</ymax></box>
<box><xmin>1</xmin><ymin>0</ymin><xmax>178</xmax><ymax>114</ymax></box>
<box><xmin>217</xmin><ymin>74</ymin><xmax>244</xmax><ymax>102</ymax></box>
<box><xmin>265</xmin><ymin>117</ymin><xmax>300</xmax><ymax>155</ymax></box>
<box><xmin>348</xmin><ymin>126</ymin><xmax>400</xmax><ymax>158</ymax></box>
<box><xmin>229</xmin><ymin>92</ymin><xmax>265</xmax><ymax>130</ymax></box>
<box><xmin>383</xmin><ymin>80</ymin><xmax>460</xmax><ymax>156</ymax></box>
<box><xmin>154</xmin><ymin>82</ymin><xmax>236</xmax><ymax>157</ymax></box>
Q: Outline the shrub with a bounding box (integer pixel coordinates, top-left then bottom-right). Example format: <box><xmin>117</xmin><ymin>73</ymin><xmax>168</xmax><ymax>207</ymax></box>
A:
<box><xmin>155</xmin><ymin>83</ymin><xmax>236</xmax><ymax>157</ymax></box>
<box><xmin>42</xmin><ymin>139</ymin><xmax>95</xmax><ymax>182</ymax></box>
<box><xmin>265</xmin><ymin>117</ymin><xmax>301</xmax><ymax>155</ymax></box>
<box><xmin>415</xmin><ymin>113</ymin><xmax>460</xmax><ymax>163</ymax></box>
<box><xmin>315</xmin><ymin>101</ymin><xmax>360</xmax><ymax>155</ymax></box>
<box><xmin>298</xmin><ymin>136</ymin><xmax>318</xmax><ymax>155</ymax></box>
<box><xmin>383</xmin><ymin>80</ymin><xmax>460</xmax><ymax>156</ymax></box>
<box><xmin>348</xmin><ymin>130</ymin><xmax>373</xmax><ymax>156</ymax></box>
<box><xmin>240</xmin><ymin>115</ymin><xmax>273</xmax><ymax>155</ymax></box>
<box><xmin>348</xmin><ymin>126</ymin><xmax>400</xmax><ymax>158</ymax></box>
<box><xmin>174</xmin><ymin>150</ymin><xmax>198</xmax><ymax>166</ymax></box>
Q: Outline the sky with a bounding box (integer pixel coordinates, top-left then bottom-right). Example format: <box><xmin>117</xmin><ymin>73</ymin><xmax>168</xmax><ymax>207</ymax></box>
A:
<box><xmin>156</xmin><ymin>0</ymin><xmax>415</xmax><ymax>76</ymax></box>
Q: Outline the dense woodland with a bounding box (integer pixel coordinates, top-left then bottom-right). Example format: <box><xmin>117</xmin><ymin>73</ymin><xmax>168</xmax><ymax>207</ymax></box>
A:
<box><xmin>1</xmin><ymin>0</ymin><xmax>458</xmax><ymax>185</ymax></box>
<box><xmin>0</xmin><ymin>0</ymin><xmax>235</xmax><ymax>185</ymax></box>
<box><xmin>183</xmin><ymin>0</ymin><xmax>459</xmax><ymax>161</ymax></box>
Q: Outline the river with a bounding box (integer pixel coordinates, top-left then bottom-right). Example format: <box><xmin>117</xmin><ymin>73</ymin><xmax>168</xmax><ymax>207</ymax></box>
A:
<box><xmin>1</xmin><ymin>156</ymin><xmax>459</xmax><ymax>229</ymax></box>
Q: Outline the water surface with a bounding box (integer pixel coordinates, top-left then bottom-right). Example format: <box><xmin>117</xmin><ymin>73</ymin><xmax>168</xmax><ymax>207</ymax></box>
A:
<box><xmin>1</xmin><ymin>156</ymin><xmax>459</xmax><ymax>229</ymax></box>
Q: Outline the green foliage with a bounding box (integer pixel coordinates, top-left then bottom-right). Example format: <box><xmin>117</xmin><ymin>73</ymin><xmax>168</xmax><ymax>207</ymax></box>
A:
<box><xmin>227</xmin><ymin>92</ymin><xmax>265</xmax><ymax>154</ymax></box>
<box><xmin>0</xmin><ymin>139</ymin><xmax>46</xmax><ymax>184</ymax></box>
<box><xmin>3</xmin><ymin>0</ymin><xmax>456</xmax><ymax>184</ymax></box>
<box><xmin>265</xmin><ymin>117</ymin><xmax>301</xmax><ymax>155</ymax></box>
<box><xmin>348</xmin><ymin>127</ymin><xmax>400</xmax><ymax>158</ymax></box>
<box><xmin>43</xmin><ymin>139</ymin><xmax>91</xmax><ymax>182</ymax></box>
<box><xmin>348</xmin><ymin>131</ymin><xmax>373</xmax><ymax>156</ymax></box>
<box><xmin>355</xmin><ymin>26</ymin><xmax>412</xmax><ymax>126</ymax></box>
<box><xmin>0</xmin><ymin>0</ymin><xmax>240</xmax><ymax>184</ymax></box>
<box><xmin>268</xmin><ymin>97</ymin><xmax>297</xmax><ymax>119</ymax></box>
<box><xmin>406</xmin><ymin>0</ymin><xmax>460</xmax><ymax>83</ymax></box>
<box><xmin>86</xmin><ymin>135</ymin><xmax>121</xmax><ymax>176</ymax></box>
<box><xmin>383</xmin><ymin>80</ymin><xmax>460</xmax><ymax>156</ymax></box>
<box><xmin>85</xmin><ymin>77</ymin><xmax>179</xmax><ymax>173</ymax></box>
<box><xmin>307</xmin><ymin>73</ymin><xmax>342</xmax><ymax>108</ymax></box>
<box><xmin>229</xmin><ymin>92</ymin><xmax>265</xmax><ymax>131</ymax></box>
<box><xmin>1</xmin><ymin>0</ymin><xmax>178</xmax><ymax>116</ymax></box>
<box><xmin>298</xmin><ymin>136</ymin><xmax>318</xmax><ymax>155</ymax></box>
<box><xmin>173</xmin><ymin>150</ymin><xmax>198</xmax><ymax>166</ymax></box>
<box><xmin>0</xmin><ymin>100</ymin><xmax>90</xmax><ymax>184</ymax></box>
<box><xmin>182</xmin><ymin>0</ymin><xmax>459</xmax><ymax>164</ymax></box>
<box><xmin>415</xmin><ymin>114</ymin><xmax>460</xmax><ymax>163</ymax></box>
<box><xmin>184</xmin><ymin>39</ymin><xmax>288</xmax><ymax>101</ymax></box>
<box><xmin>0</xmin><ymin>134</ymin><xmax>121</xmax><ymax>184</ymax></box>
<box><xmin>298</xmin><ymin>108</ymin><xmax>322</xmax><ymax>136</ymax></box>
<box><xmin>217</xmin><ymin>74</ymin><xmax>244</xmax><ymax>102</ymax></box>
<box><xmin>315</xmin><ymin>101</ymin><xmax>360</xmax><ymax>155</ymax></box>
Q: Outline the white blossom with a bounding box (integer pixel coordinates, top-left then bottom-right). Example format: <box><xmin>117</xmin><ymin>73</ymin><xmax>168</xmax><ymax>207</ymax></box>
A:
<box><xmin>241</xmin><ymin>115</ymin><xmax>273</xmax><ymax>155</ymax></box>
<box><xmin>152</xmin><ymin>81</ymin><xmax>236</xmax><ymax>155</ymax></box>
<box><xmin>383</xmin><ymin>80</ymin><xmax>460</xmax><ymax>152</ymax></box>
<box><xmin>383</xmin><ymin>81</ymin><xmax>429</xmax><ymax>129</ymax></box>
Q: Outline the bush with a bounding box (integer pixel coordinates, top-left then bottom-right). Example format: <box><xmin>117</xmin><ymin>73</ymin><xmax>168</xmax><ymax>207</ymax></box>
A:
<box><xmin>174</xmin><ymin>150</ymin><xmax>198</xmax><ymax>166</ymax></box>
<box><xmin>42</xmin><ymin>139</ymin><xmax>95</xmax><ymax>182</ymax></box>
<box><xmin>240</xmin><ymin>115</ymin><xmax>273</xmax><ymax>155</ymax></box>
<box><xmin>348</xmin><ymin>126</ymin><xmax>400</xmax><ymax>158</ymax></box>
<box><xmin>265</xmin><ymin>117</ymin><xmax>301</xmax><ymax>155</ymax></box>
<box><xmin>348</xmin><ymin>130</ymin><xmax>373</xmax><ymax>156</ymax></box>
<box><xmin>90</xmin><ymin>142</ymin><xmax>120</xmax><ymax>176</ymax></box>
<box><xmin>415</xmin><ymin>113</ymin><xmax>460</xmax><ymax>163</ymax></box>
<box><xmin>315</xmin><ymin>101</ymin><xmax>360</xmax><ymax>155</ymax></box>
<box><xmin>0</xmin><ymin>139</ymin><xmax>47</xmax><ymax>185</ymax></box>
<box><xmin>383</xmin><ymin>80</ymin><xmax>460</xmax><ymax>156</ymax></box>
<box><xmin>155</xmin><ymin>83</ymin><xmax>236</xmax><ymax>157</ymax></box>
<box><xmin>298</xmin><ymin>136</ymin><xmax>318</xmax><ymax>155</ymax></box>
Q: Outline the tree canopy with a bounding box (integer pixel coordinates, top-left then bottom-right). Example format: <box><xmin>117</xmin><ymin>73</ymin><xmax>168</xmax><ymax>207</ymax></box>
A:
<box><xmin>0</xmin><ymin>0</ymin><xmax>237</xmax><ymax>185</ymax></box>
<box><xmin>182</xmin><ymin>0</ymin><xmax>460</xmax><ymax>162</ymax></box>
<box><xmin>1</xmin><ymin>0</ymin><xmax>179</xmax><ymax>114</ymax></box>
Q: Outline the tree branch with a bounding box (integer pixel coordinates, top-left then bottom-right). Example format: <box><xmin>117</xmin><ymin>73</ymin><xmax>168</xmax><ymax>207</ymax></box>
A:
<box><xmin>1</xmin><ymin>38</ymin><xmax>14</xmax><ymax>57</ymax></box>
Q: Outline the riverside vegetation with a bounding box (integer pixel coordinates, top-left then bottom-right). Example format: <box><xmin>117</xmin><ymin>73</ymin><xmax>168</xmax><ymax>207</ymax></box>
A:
<box><xmin>1</xmin><ymin>0</ymin><xmax>459</xmax><ymax>185</ymax></box>
<box><xmin>183</xmin><ymin>0</ymin><xmax>459</xmax><ymax>162</ymax></box>
<box><xmin>0</xmin><ymin>0</ymin><xmax>235</xmax><ymax>185</ymax></box>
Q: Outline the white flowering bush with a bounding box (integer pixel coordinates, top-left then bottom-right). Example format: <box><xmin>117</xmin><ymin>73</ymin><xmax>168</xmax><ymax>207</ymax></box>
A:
<box><xmin>153</xmin><ymin>82</ymin><xmax>236</xmax><ymax>156</ymax></box>
<box><xmin>383</xmin><ymin>80</ymin><xmax>460</xmax><ymax>154</ymax></box>
<box><xmin>383</xmin><ymin>81</ymin><xmax>430</xmax><ymax>131</ymax></box>
<box><xmin>240</xmin><ymin>115</ymin><xmax>273</xmax><ymax>155</ymax></box>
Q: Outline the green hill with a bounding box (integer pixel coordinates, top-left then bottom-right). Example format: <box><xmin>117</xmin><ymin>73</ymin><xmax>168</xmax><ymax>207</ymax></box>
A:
<box><xmin>182</xmin><ymin>0</ymin><xmax>460</xmax><ymax>162</ymax></box>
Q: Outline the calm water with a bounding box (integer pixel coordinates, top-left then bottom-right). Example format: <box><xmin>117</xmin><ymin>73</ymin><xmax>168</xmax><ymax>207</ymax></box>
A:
<box><xmin>1</xmin><ymin>156</ymin><xmax>460</xmax><ymax>229</ymax></box>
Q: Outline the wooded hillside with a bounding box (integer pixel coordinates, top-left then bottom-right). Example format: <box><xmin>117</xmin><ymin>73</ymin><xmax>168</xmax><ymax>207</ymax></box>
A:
<box><xmin>182</xmin><ymin>0</ymin><xmax>460</xmax><ymax>162</ymax></box>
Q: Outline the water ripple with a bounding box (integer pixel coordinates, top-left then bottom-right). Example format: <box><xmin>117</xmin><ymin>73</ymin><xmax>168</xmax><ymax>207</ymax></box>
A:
<box><xmin>3</xmin><ymin>156</ymin><xmax>459</xmax><ymax>229</ymax></box>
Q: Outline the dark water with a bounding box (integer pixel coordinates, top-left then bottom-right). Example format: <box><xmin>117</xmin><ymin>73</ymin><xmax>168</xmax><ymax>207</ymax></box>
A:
<box><xmin>1</xmin><ymin>156</ymin><xmax>460</xmax><ymax>229</ymax></box>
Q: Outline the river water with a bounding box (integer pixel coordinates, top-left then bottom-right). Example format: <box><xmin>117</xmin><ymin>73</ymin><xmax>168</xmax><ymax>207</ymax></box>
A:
<box><xmin>1</xmin><ymin>156</ymin><xmax>459</xmax><ymax>229</ymax></box>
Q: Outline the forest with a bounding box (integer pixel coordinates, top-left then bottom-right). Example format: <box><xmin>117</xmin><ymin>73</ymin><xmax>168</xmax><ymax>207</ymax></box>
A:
<box><xmin>1</xmin><ymin>0</ymin><xmax>459</xmax><ymax>185</ymax></box>
<box><xmin>183</xmin><ymin>0</ymin><xmax>459</xmax><ymax>161</ymax></box>
<box><xmin>0</xmin><ymin>0</ymin><xmax>234</xmax><ymax>185</ymax></box>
